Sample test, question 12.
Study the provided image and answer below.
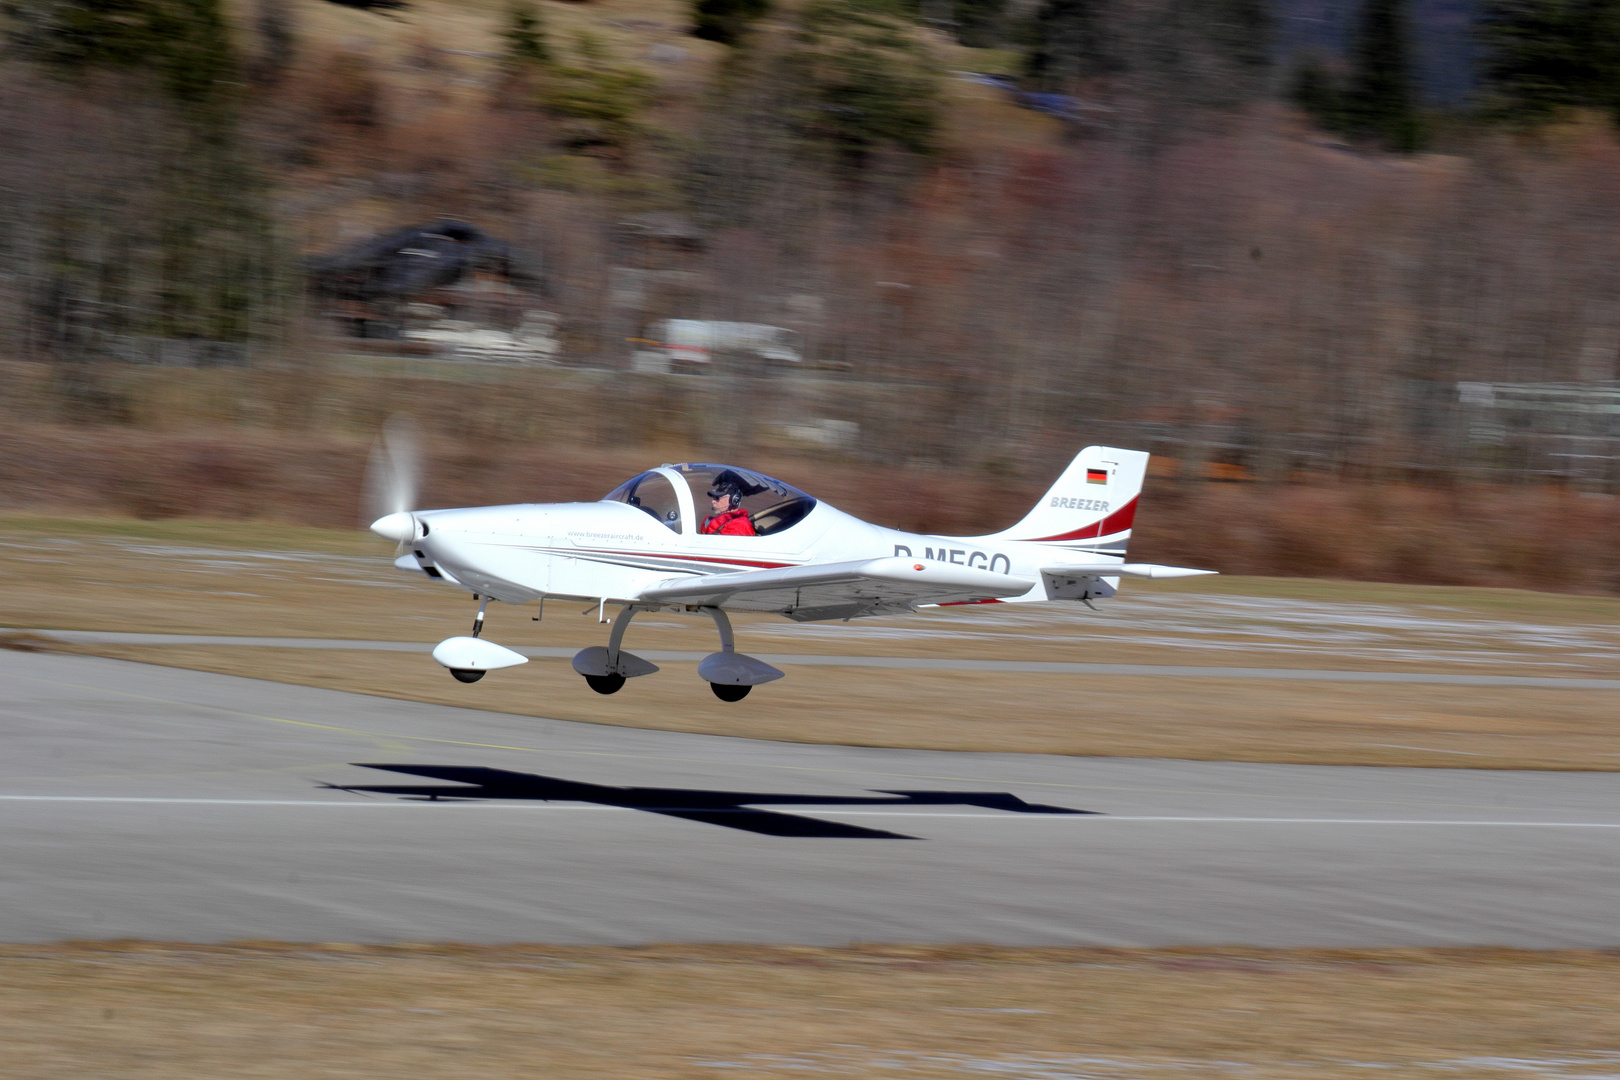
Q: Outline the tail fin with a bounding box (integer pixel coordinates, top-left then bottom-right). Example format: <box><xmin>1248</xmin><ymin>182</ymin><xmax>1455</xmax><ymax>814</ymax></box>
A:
<box><xmin>991</xmin><ymin>446</ymin><xmax>1149</xmax><ymax>552</ymax></box>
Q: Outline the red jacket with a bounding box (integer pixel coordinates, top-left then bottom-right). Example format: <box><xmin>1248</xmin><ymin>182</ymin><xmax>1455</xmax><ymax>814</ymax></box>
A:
<box><xmin>702</xmin><ymin>507</ymin><xmax>756</xmax><ymax>536</ymax></box>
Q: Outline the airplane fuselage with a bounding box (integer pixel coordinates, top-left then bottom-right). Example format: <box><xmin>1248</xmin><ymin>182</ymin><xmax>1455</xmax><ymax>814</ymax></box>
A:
<box><xmin>401</xmin><ymin>498</ymin><xmax>1118</xmax><ymax>614</ymax></box>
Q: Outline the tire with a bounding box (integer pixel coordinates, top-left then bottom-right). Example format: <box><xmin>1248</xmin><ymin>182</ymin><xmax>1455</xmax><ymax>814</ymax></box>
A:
<box><xmin>585</xmin><ymin>673</ymin><xmax>626</xmax><ymax>695</ymax></box>
<box><xmin>711</xmin><ymin>682</ymin><xmax>751</xmax><ymax>702</ymax></box>
<box><xmin>450</xmin><ymin>669</ymin><xmax>485</xmax><ymax>684</ymax></box>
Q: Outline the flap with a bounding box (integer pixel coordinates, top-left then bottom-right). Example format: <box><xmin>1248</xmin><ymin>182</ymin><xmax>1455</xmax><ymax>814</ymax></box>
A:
<box><xmin>638</xmin><ymin>556</ymin><xmax>1035</xmax><ymax>621</ymax></box>
<box><xmin>1039</xmin><ymin>562</ymin><xmax>1217</xmax><ymax>580</ymax></box>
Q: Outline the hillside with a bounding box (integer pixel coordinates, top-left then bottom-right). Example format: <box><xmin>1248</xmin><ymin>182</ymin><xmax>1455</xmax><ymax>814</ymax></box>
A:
<box><xmin>3</xmin><ymin>0</ymin><xmax>1620</xmax><ymax>590</ymax></box>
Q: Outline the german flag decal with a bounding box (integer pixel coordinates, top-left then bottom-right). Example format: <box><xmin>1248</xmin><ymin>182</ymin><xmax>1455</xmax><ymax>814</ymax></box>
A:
<box><xmin>1086</xmin><ymin>468</ymin><xmax>1108</xmax><ymax>485</ymax></box>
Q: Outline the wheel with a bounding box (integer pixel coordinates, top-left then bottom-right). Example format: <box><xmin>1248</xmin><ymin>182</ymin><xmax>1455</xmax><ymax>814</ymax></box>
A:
<box><xmin>450</xmin><ymin>668</ymin><xmax>485</xmax><ymax>684</ymax></box>
<box><xmin>711</xmin><ymin>682</ymin><xmax>751</xmax><ymax>702</ymax></box>
<box><xmin>585</xmin><ymin>673</ymin><xmax>626</xmax><ymax>695</ymax></box>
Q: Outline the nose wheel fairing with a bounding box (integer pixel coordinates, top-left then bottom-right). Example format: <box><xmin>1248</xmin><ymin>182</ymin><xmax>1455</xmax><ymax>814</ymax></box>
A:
<box><xmin>431</xmin><ymin>635</ymin><xmax>529</xmax><ymax>680</ymax></box>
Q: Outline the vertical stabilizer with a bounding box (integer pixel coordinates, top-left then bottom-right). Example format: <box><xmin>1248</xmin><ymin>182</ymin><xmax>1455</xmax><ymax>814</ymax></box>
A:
<box><xmin>991</xmin><ymin>446</ymin><xmax>1149</xmax><ymax>551</ymax></box>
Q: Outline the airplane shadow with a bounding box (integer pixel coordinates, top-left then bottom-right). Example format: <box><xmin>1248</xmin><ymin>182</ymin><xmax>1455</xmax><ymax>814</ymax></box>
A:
<box><xmin>327</xmin><ymin>764</ymin><xmax>1097</xmax><ymax>839</ymax></box>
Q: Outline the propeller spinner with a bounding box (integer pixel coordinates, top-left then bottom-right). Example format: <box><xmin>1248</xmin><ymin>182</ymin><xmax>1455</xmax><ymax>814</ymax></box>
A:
<box><xmin>363</xmin><ymin>416</ymin><xmax>421</xmax><ymax>553</ymax></box>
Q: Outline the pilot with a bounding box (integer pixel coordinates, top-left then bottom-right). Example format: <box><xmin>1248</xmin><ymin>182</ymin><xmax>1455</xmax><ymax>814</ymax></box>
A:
<box><xmin>703</xmin><ymin>480</ymin><xmax>757</xmax><ymax>535</ymax></box>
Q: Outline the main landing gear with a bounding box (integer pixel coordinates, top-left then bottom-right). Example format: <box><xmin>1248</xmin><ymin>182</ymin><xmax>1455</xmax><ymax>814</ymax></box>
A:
<box><xmin>571</xmin><ymin>604</ymin><xmax>661</xmax><ymax>695</ymax></box>
<box><xmin>692</xmin><ymin>607</ymin><xmax>784</xmax><ymax>702</ymax></box>
<box><xmin>570</xmin><ymin>605</ymin><xmax>784</xmax><ymax>701</ymax></box>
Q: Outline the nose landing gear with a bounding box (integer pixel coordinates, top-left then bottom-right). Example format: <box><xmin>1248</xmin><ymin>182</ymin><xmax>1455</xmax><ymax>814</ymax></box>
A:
<box><xmin>431</xmin><ymin>596</ymin><xmax>529</xmax><ymax>683</ymax></box>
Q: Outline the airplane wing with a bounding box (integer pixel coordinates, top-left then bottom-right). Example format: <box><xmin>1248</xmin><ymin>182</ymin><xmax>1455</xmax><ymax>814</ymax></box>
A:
<box><xmin>638</xmin><ymin>557</ymin><xmax>1036</xmax><ymax>622</ymax></box>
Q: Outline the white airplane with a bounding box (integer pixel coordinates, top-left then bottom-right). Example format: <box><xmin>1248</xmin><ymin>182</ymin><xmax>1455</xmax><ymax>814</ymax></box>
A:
<box><xmin>368</xmin><ymin>440</ymin><xmax>1213</xmax><ymax>700</ymax></box>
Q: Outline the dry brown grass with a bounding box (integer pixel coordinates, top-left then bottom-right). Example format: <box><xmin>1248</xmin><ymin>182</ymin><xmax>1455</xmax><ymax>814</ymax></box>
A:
<box><xmin>5</xmin><ymin>944</ymin><xmax>1620</xmax><ymax>1078</ymax></box>
<box><xmin>4</xmin><ymin>378</ymin><xmax>1620</xmax><ymax>591</ymax></box>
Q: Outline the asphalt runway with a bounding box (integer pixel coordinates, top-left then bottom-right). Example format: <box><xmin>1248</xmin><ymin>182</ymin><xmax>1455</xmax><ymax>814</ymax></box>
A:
<box><xmin>4</xmin><ymin>649</ymin><xmax>1619</xmax><ymax>946</ymax></box>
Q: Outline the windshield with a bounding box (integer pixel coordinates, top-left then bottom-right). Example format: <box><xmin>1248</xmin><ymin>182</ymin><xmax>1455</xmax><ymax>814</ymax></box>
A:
<box><xmin>670</xmin><ymin>463</ymin><xmax>817</xmax><ymax>537</ymax></box>
<box><xmin>601</xmin><ymin>470</ymin><xmax>682</xmax><ymax>532</ymax></box>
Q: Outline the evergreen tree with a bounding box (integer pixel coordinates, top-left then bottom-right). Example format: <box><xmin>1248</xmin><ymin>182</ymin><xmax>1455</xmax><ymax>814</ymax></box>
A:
<box><xmin>1205</xmin><ymin>0</ymin><xmax>1271</xmax><ymax>74</ymax></box>
<box><xmin>1021</xmin><ymin>0</ymin><xmax>1269</xmax><ymax>101</ymax></box>
<box><xmin>1344</xmin><ymin>0</ymin><xmax>1423</xmax><ymax>151</ymax></box>
<box><xmin>249</xmin><ymin>0</ymin><xmax>297</xmax><ymax>87</ymax></box>
<box><xmin>1023</xmin><ymin>0</ymin><xmax>1110</xmax><ymax>92</ymax></box>
<box><xmin>8</xmin><ymin>0</ymin><xmax>286</xmax><ymax>347</ymax></box>
<box><xmin>14</xmin><ymin>0</ymin><xmax>237</xmax><ymax>103</ymax></box>
<box><xmin>784</xmin><ymin>0</ymin><xmax>941</xmax><ymax>167</ymax></box>
<box><xmin>951</xmin><ymin>0</ymin><xmax>1005</xmax><ymax>49</ymax></box>
<box><xmin>504</xmin><ymin>0</ymin><xmax>549</xmax><ymax>64</ymax></box>
<box><xmin>1290</xmin><ymin>52</ymin><xmax>1344</xmax><ymax>131</ymax></box>
<box><xmin>1480</xmin><ymin>0</ymin><xmax>1620</xmax><ymax>124</ymax></box>
<box><xmin>692</xmin><ymin>0</ymin><xmax>768</xmax><ymax>45</ymax></box>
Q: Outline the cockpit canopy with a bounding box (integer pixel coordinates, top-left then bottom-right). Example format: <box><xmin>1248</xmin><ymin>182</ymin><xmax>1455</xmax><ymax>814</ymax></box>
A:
<box><xmin>603</xmin><ymin>464</ymin><xmax>817</xmax><ymax>536</ymax></box>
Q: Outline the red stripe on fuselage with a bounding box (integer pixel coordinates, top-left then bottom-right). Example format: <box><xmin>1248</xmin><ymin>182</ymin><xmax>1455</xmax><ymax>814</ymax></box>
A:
<box><xmin>1020</xmin><ymin>496</ymin><xmax>1138</xmax><ymax>544</ymax></box>
<box><xmin>575</xmin><ymin>548</ymin><xmax>796</xmax><ymax>571</ymax></box>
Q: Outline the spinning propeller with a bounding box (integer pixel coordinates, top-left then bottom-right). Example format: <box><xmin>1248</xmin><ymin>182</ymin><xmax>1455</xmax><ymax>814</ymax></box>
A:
<box><xmin>364</xmin><ymin>416</ymin><xmax>421</xmax><ymax>554</ymax></box>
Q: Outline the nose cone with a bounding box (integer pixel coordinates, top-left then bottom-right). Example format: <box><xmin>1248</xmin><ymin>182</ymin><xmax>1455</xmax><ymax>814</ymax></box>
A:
<box><xmin>370</xmin><ymin>511</ymin><xmax>416</xmax><ymax>544</ymax></box>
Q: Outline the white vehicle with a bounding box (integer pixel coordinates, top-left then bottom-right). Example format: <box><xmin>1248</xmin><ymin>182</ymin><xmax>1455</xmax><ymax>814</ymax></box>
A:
<box><xmin>369</xmin><ymin>443</ymin><xmax>1213</xmax><ymax>700</ymax></box>
<box><xmin>655</xmin><ymin>320</ymin><xmax>802</xmax><ymax>365</ymax></box>
<box><xmin>403</xmin><ymin>311</ymin><xmax>559</xmax><ymax>363</ymax></box>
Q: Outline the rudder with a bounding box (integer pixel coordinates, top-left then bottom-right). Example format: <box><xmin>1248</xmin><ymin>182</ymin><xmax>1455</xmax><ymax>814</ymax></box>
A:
<box><xmin>991</xmin><ymin>446</ymin><xmax>1148</xmax><ymax>551</ymax></box>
